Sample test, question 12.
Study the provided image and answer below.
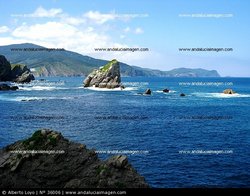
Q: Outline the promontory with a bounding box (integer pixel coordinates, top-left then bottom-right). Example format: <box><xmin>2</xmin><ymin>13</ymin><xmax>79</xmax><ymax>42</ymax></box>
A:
<box><xmin>0</xmin><ymin>129</ymin><xmax>148</xmax><ymax>188</ymax></box>
<box><xmin>0</xmin><ymin>54</ymin><xmax>34</xmax><ymax>83</ymax></box>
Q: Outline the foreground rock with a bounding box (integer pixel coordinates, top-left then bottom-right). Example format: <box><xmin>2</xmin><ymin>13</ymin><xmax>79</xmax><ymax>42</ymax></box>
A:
<box><xmin>0</xmin><ymin>84</ymin><xmax>18</xmax><ymax>91</ymax></box>
<box><xmin>0</xmin><ymin>55</ymin><xmax>35</xmax><ymax>83</ymax></box>
<box><xmin>223</xmin><ymin>89</ymin><xmax>236</xmax><ymax>94</ymax></box>
<box><xmin>84</xmin><ymin>59</ymin><xmax>123</xmax><ymax>89</ymax></box>
<box><xmin>0</xmin><ymin>129</ymin><xmax>149</xmax><ymax>188</ymax></box>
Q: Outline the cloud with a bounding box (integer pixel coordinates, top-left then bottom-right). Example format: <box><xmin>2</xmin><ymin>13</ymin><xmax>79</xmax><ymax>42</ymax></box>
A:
<box><xmin>120</xmin><ymin>35</ymin><xmax>125</xmax><ymax>39</ymax></box>
<box><xmin>8</xmin><ymin>21</ymin><xmax>111</xmax><ymax>54</ymax></box>
<box><xmin>11</xmin><ymin>7</ymin><xmax>148</xmax><ymax>26</ymax></box>
<box><xmin>0</xmin><ymin>26</ymin><xmax>10</xmax><ymax>33</ymax></box>
<box><xmin>84</xmin><ymin>11</ymin><xmax>148</xmax><ymax>24</ymax></box>
<box><xmin>61</xmin><ymin>16</ymin><xmax>85</xmax><ymax>26</ymax></box>
<box><xmin>11</xmin><ymin>6</ymin><xmax>63</xmax><ymax>18</ymax></box>
<box><xmin>1</xmin><ymin>20</ymin><xmax>150</xmax><ymax>67</ymax></box>
<box><xmin>12</xmin><ymin>22</ymin><xmax>77</xmax><ymax>39</ymax></box>
<box><xmin>124</xmin><ymin>27</ymin><xmax>130</xmax><ymax>33</ymax></box>
<box><xmin>84</xmin><ymin>11</ymin><xmax>115</xmax><ymax>24</ymax></box>
<box><xmin>0</xmin><ymin>36</ymin><xmax>27</xmax><ymax>45</ymax></box>
<box><xmin>124</xmin><ymin>27</ymin><xmax>144</xmax><ymax>34</ymax></box>
<box><xmin>135</xmin><ymin>27</ymin><xmax>144</xmax><ymax>34</ymax></box>
<box><xmin>3</xmin><ymin>7</ymin><xmax>150</xmax><ymax>66</ymax></box>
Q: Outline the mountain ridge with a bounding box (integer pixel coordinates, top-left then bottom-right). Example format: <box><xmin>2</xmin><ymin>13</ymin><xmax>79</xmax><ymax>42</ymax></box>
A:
<box><xmin>0</xmin><ymin>43</ymin><xmax>220</xmax><ymax>77</ymax></box>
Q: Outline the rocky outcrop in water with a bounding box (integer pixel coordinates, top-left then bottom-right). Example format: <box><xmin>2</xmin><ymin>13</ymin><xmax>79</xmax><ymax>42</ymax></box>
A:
<box><xmin>0</xmin><ymin>55</ymin><xmax>34</xmax><ymax>83</ymax></box>
<box><xmin>223</xmin><ymin>89</ymin><xmax>236</xmax><ymax>94</ymax></box>
<box><xmin>144</xmin><ymin>89</ymin><xmax>151</xmax><ymax>95</ymax></box>
<box><xmin>0</xmin><ymin>129</ymin><xmax>149</xmax><ymax>188</ymax></box>
<box><xmin>163</xmin><ymin>89</ymin><xmax>170</xmax><ymax>93</ymax></box>
<box><xmin>0</xmin><ymin>84</ymin><xmax>18</xmax><ymax>91</ymax></box>
<box><xmin>84</xmin><ymin>59</ymin><xmax>122</xmax><ymax>89</ymax></box>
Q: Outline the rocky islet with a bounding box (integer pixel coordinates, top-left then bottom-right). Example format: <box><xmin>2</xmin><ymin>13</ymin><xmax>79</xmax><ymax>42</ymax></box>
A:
<box><xmin>84</xmin><ymin>59</ymin><xmax>123</xmax><ymax>89</ymax></box>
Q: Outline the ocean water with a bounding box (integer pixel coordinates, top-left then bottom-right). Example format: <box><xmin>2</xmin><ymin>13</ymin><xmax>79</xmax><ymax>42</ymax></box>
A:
<box><xmin>0</xmin><ymin>77</ymin><xmax>250</xmax><ymax>188</ymax></box>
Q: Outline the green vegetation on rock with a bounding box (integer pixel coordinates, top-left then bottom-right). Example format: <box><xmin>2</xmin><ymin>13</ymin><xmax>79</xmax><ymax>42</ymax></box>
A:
<box><xmin>22</xmin><ymin>130</ymin><xmax>44</xmax><ymax>150</ymax></box>
<box><xmin>22</xmin><ymin>130</ymin><xmax>59</xmax><ymax>149</ymax></box>
<box><xmin>100</xmin><ymin>59</ymin><xmax>117</xmax><ymax>72</ymax></box>
<box><xmin>47</xmin><ymin>135</ymin><xmax>57</xmax><ymax>146</ymax></box>
<box><xmin>96</xmin><ymin>165</ymin><xmax>108</xmax><ymax>174</ymax></box>
<box><xmin>10</xmin><ymin>64</ymin><xmax>26</xmax><ymax>71</ymax></box>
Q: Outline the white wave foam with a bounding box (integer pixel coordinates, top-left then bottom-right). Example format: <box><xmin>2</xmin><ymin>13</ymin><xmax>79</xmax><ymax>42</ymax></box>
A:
<box><xmin>0</xmin><ymin>96</ymin><xmax>75</xmax><ymax>102</ymax></box>
<box><xmin>28</xmin><ymin>80</ymin><xmax>65</xmax><ymax>86</ymax></box>
<box><xmin>18</xmin><ymin>86</ymin><xmax>67</xmax><ymax>91</ymax></box>
<box><xmin>193</xmin><ymin>92</ymin><xmax>250</xmax><ymax>98</ymax></box>
<box><xmin>11</xmin><ymin>97</ymin><xmax>48</xmax><ymax>102</ymax></box>
<box><xmin>86</xmin><ymin>86</ymin><xmax>137</xmax><ymax>91</ymax></box>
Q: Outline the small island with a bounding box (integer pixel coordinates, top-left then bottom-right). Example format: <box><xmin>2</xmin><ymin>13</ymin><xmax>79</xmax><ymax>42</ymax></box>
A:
<box><xmin>223</xmin><ymin>89</ymin><xmax>236</xmax><ymax>94</ymax></box>
<box><xmin>83</xmin><ymin>59</ymin><xmax>124</xmax><ymax>89</ymax></box>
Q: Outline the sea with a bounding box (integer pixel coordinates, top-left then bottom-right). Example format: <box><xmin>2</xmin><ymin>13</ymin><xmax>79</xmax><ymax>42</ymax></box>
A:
<box><xmin>0</xmin><ymin>77</ymin><xmax>250</xmax><ymax>188</ymax></box>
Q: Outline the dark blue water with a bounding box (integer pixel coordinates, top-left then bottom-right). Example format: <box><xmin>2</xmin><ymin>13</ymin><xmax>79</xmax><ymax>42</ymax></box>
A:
<box><xmin>0</xmin><ymin>77</ymin><xmax>250</xmax><ymax>188</ymax></box>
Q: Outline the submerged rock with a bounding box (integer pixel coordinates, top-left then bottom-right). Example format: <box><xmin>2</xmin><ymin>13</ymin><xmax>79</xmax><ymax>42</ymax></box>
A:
<box><xmin>223</xmin><ymin>89</ymin><xmax>236</xmax><ymax>94</ymax></box>
<box><xmin>0</xmin><ymin>84</ymin><xmax>18</xmax><ymax>91</ymax></box>
<box><xmin>144</xmin><ymin>89</ymin><xmax>151</xmax><ymax>95</ymax></box>
<box><xmin>137</xmin><ymin>88</ymin><xmax>152</xmax><ymax>95</ymax></box>
<box><xmin>0</xmin><ymin>129</ymin><xmax>149</xmax><ymax>188</ymax></box>
<box><xmin>83</xmin><ymin>59</ymin><xmax>123</xmax><ymax>89</ymax></box>
<box><xmin>163</xmin><ymin>88</ymin><xmax>170</xmax><ymax>93</ymax></box>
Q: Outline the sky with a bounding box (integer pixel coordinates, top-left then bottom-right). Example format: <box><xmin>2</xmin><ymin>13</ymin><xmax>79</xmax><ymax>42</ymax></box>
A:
<box><xmin>0</xmin><ymin>0</ymin><xmax>250</xmax><ymax>76</ymax></box>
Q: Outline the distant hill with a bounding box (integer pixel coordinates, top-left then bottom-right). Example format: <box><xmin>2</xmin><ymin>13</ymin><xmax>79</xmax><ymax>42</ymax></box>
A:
<box><xmin>0</xmin><ymin>43</ymin><xmax>220</xmax><ymax>77</ymax></box>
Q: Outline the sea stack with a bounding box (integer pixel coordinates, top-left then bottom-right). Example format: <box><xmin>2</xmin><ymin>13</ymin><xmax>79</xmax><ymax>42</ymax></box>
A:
<box><xmin>0</xmin><ymin>129</ymin><xmax>149</xmax><ymax>188</ymax></box>
<box><xmin>83</xmin><ymin>59</ymin><xmax>122</xmax><ymax>89</ymax></box>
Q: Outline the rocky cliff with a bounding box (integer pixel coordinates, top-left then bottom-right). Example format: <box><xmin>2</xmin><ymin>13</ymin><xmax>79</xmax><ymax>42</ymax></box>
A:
<box><xmin>0</xmin><ymin>55</ymin><xmax>11</xmax><ymax>81</ymax></box>
<box><xmin>0</xmin><ymin>55</ymin><xmax>35</xmax><ymax>83</ymax></box>
<box><xmin>0</xmin><ymin>129</ymin><xmax>149</xmax><ymax>188</ymax></box>
<box><xmin>84</xmin><ymin>59</ymin><xmax>122</xmax><ymax>89</ymax></box>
